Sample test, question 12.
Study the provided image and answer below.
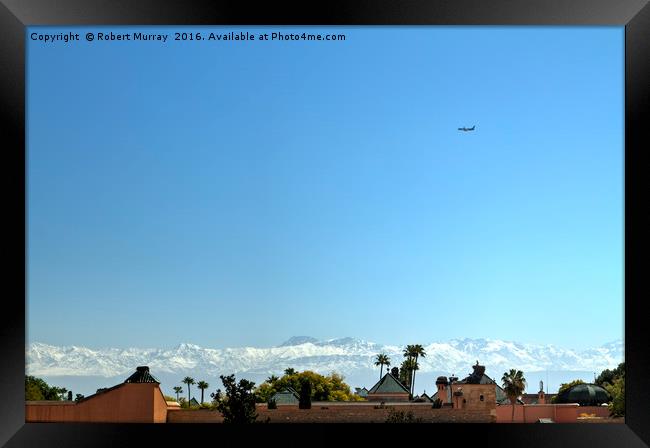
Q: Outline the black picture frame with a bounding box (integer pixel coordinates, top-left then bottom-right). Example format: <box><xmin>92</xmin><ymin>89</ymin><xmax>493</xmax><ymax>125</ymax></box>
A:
<box><xmin>1</xmin><ymin>0</ymin><xmax>648</xmax><ymax>446</ymax></box>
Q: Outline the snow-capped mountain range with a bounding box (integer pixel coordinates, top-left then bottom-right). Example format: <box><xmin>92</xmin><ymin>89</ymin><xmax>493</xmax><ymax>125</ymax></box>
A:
<box><xmin>27</xmin><ymin>337</ymin><xmax>623</xmax><ymax>397</ymax></box>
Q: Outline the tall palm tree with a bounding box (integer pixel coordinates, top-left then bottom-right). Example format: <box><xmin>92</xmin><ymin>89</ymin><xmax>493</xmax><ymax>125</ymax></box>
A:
<box><xmin>267</xmin><ymin>375</ymin><xmax>279</xmax><ymax>384</ymax></box>
<box><xmin>410</xmin><ymin>345</ymin><xmax>426</xmax><ymax>396</ymax></box>
<box><xmin>182</xmin><ymin>377</ymin><xmax>195</xmax><ymax>403</ymax></box>
<box><xmin>374</xmin><ymin>354</ymin><xmax>391</xmax><ymax>379</ymax></box>
<box><xmin>403</xmin><ymin>345</ymin><xmax>419</xmax><ymax>395</ymax></box>
<box><xmin>284</xmin><ymin>368</ymin><xmax>296</xmax><ymax>376</ymax></box>
<box><xmin>197</xmin><ymin>380</ymin><xmax>209</xmax><ymax>404</ymax></box>
<box><xmin>173</xmin><ymin>386</ymin><xmax>183</xmax><ymax>402</ymax></box>
<box><xmin>400</xmin><ymin>358</ymin><xmax>419</xmax><ymax>395</ymax></box>
<box><xmin>58</xmin><ymin>387</ymin><xmax>68</xmax><ymax>401</ymax></box>
<box><xmin>502</xmin><ymin>369</ymin><xmax>527</xmax><ymax>422</ymax></box>
<box><xmin>401</xmin><ymin>358</ymin><xmax>419</xmax><ymax>397</ymax></box>
<box><xmin>403</xmin><ymin>345</ymin><xmax>416</xmax><ymax>361</ymax></box>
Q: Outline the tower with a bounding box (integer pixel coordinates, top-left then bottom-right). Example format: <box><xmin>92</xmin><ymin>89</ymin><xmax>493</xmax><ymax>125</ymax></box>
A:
<box><xmin>435</xmin><ymin>376</ymin><xmax>449</xmax><ymax>404</ymax></box>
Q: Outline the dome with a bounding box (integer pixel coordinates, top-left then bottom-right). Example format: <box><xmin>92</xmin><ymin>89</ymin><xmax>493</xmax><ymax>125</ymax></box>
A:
<box><xmin>436</xmin><ymin>376</ymin><xmax>448</xmax><ymax>385</ymax></box>
<box><xmin>555</xmin><ymin>383</ymin><xmax>611</xmax><ymax>406</ymax></box>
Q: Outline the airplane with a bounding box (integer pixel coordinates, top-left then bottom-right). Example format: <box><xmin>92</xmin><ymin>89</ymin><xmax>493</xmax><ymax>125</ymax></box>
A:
<box><xmin>458</xmin><ymin>125</ymin><xmax>476</xmax><ymax>132</ymax></box>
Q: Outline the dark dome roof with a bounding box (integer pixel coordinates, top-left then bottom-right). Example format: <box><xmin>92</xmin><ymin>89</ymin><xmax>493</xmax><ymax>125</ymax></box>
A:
<box><xmin>436</xmin><ymin>376</ymin><xmax>448</xmax><ymax>384</ymax></box>
<box><xmin>555</xmin><ymin>383</ymin><xmax>610</xmax><ymax>406</ymax></box>
<box><xmin>124</xmin><ymin>366</ymin><xmax>160</xmax><ymax>384</ymax></box>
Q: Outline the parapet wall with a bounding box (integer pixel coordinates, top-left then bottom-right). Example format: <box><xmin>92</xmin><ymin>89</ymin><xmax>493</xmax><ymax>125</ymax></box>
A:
<box><xmin>495</xmin><ymin>404</ymin><xmax>611</xmax><ymax>423</ymax></box>
<box><xmin>167</xmin><ymin>403</ymin><xmax>495</xmax><ymax>423</ymax></box>
<box><xmin>26</xmin><ymin>383</ymin><xmax>168</xmax><ymax>423</ymax></box>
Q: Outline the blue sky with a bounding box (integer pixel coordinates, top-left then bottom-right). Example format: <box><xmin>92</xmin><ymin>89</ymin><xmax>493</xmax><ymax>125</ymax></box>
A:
<box><xmin>27</xmin><ymin>26</ymin><xmax>623</xmax><ymax>351</ymax></box>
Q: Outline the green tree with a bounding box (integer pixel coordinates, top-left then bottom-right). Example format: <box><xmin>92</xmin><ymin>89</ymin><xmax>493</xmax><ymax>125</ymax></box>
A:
<box><xmin>403</xmin><ymin>345</ymin><xmax>424</xmax><ymax>395</ymax></box>
<box><xmin>605</xmin><ymin>376</ymin><xmax>624</xmax><ymax>417</ymax></box>
<box><xmin>596</xmin><ymin>362</ymin><xmax>625</xmax><ymax>388</ymax></box>
<box><xmin>173</xmin><ymin>386</ymin><xmax>183</xmax><ymax>402</ymax></box>
<box><xmin>182</xmin><ymin>377</ymin><xmax>195</xmax><ymax>403</ymax></box>
<box><xmin>400</xmin><ymin>358</ymin><xmax>418</xmax><ymax>396</ymax></box>
<box><xmin>408</xmin><ymin>345</ymin><xmax>426</xmax><ymax>396</ymax></box>
<box><xmin>374</xmin><ymin>354</ymin><xmax>391</xmax><ymax>380</ymax></box>
<box><xmin>74</xmin><ymin>394</ymin><xmax>85</xmax><ymax>403</ymax></box>
<box><xmin>284</xmin><ymin>368</ymin><xmax>296</xmax><ymax>375</ymax></box>
<box><xmin>299</xmin><ymin>377</ymin><xmax>312</xmax><ymax>409</ymax></box>
<box><xmin>197</xmin><ymin>380</ymin><xmax>209</xmax><ymax>404</ymax></box>
<box><xmin>57</xmin><ymin>387</ymin><xmax>69</xmax><ymax>401</ymax></box>
<box><xmin>212</xmin><ymin>374</ymin><xmax>258</xmax><ymax>423</ymax></box>
<box><xmin>25</xmin><ymin>376</ymin><xmax>66</xmax><ymax>401</ymax></box>
<box><xmin>502</xmin><ymin>369</ymin><xmax>527</xmax><ymax>422</ymax></box>
<box><xmin>399</xmin><ymin>360</ymin><xmax>410</xmax><ymax>388</ymax></box>
<box><xmin>267</xmin><ymin>375</ymin><xmax>279</xmax><ymax>384</ymax></box>
<box><xmin>254</xmin><ymin>382</ymin><xmax>276</xmax><ymax>403</ymax></box>
<box><xmin>254</xmin><ymin>370</ymin><xmax>362</xmax><ymax>403</ymax></box>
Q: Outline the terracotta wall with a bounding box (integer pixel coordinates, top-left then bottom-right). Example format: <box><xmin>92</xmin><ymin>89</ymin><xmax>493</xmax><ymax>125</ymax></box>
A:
<box><xmin>366</xmin><ymin>393</ymin><xmax>410</xmax><ymax>402</ymax></box>
<box><xmin>577</xmin><ymin>406</ymin><xmax>611</xmax><ymax>418</ymax></box>
<box><xmin>495</xmin><ymin>404</ymin><xmax>609</xmax><ymax>423</ymax></box>
<box><xmin>167</xmin><ymin>403</ymin><xmax>495</xmax><ymax>423</ymax></box>
<box><xmin>26</xmin><ymin>383</ymin><xmax>169</xmax><ymax>423</ymax></box>
<box><xmin>451</xmin><ymin>384</ymin><xmax>496</xmax><ymax>412</ymax></box>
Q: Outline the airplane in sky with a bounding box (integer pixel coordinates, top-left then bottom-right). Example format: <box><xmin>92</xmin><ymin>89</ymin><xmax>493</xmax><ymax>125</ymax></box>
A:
<box><xmin>458</xmin><ymin>125</ymin><xmax>476</xmax><ymax>132</ymax></box>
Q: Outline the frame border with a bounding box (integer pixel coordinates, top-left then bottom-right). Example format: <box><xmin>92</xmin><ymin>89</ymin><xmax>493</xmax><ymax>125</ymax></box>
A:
<box><xmin>1</xmin><ymin>1</ymin><xmax>647</xmax><ymax>446</ymax></box>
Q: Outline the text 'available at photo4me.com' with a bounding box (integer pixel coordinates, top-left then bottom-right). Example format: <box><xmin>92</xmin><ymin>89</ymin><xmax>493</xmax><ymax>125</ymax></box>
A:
<box><xmin>30</xmin><ymin>30</ymin><xmax>348</xmax><ymax>45</ymax></box>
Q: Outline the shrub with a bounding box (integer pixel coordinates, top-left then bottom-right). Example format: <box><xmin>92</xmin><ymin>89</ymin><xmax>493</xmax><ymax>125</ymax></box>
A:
<box><xmin>267</xmin><ymin>398</ymin><xmax>277</xmax><ymax>410</ymax></box>
<box><xmin>213</xmin><ymin>374</ymin><xmax>258</xmax><ymax>423</ymax></box>
<box><xmin>606</xmin><ymin>376</ymin><xmax>624</xmax><ymax>417</ymax></box>
<box><xmin>432</xmin><ymin>398</ymin><xmax>443</xmax><ymax>409</ymax></box>
<box><xmin>385</xmin><ymin>409</ymin><xmax>422</xmax><ymax>423</ymax></box>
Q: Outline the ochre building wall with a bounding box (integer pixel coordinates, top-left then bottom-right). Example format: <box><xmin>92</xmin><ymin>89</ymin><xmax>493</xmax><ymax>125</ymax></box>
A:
<box><xmin>26</xmin><ymin>383</ymin><xmax>168</xmax><ymax>423</ymax></box>
<box><xmin>495</xmin><ymin>403</ymin><xmax>609</xmax><ymax>423</ymax></box>
<box><xmin>168</xmin><ymin>403</ymin><xmax>495</xmax><ymax>423</ymax></box>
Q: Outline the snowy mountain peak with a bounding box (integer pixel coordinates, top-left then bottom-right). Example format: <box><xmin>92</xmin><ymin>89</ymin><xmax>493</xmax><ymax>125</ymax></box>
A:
<box><xmin>26</xmin><ymin>337</ymin><xmax>623</xmax><ymax>397</ymax></box>
<box><xmin>279</xmin><ymin>336</ymin><xmax>319</xmax><ymax>347</ymax></box>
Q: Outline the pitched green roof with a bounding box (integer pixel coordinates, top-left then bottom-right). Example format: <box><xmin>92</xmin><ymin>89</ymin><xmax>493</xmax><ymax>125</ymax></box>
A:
<box><xmin>368</xmin><ymin>373</ymin><xmax>410</xmax><ymax>394</ymax></box>
<box><xmin>272</xmin><ymin>387</ymin><xmax>300</xmax><ymax>404</ymax></box>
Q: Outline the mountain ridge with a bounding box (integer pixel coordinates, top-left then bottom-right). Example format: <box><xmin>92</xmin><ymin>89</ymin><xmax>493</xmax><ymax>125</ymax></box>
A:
<box><xmin>27</xmin><ymin>336</ymin><xmax>623</xmax><ymax>379</ymax></box>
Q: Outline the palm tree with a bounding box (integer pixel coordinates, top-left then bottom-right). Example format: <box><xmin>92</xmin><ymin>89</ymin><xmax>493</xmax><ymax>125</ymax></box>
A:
<box><xmin>401</xmin><ymin>358</ymin><xmax>419</xmax><ymax>397</ymax></box>
<box><xmin>197</xmin><ymin>380</ymin><xmax>209</xmax><ymax>404</ymax></box>
<box><xmin>403</xmin><ymin>345</ymin><xmax>419</xmax><ymax>395</ymax></box>
<box><xmin>267</xmin><ymin>375</ymin><xmax>279</xmax><ymax>384</ymax></box>
<box><xmin>182</xmin><ymin>377</ymin><xmax>195</xmax><ymax>403</ymax></box>
<box><xmin>58</xmin><ymin>387</ymin><xmax>68</xmax><ymax>401</ymax></box>
<box><xmin>284</xmin><ymin>368</ymin><xmax>296</xmax><ymax>376</ymax></box>
<box><xmin>374</xmin><ymin>354</ymin><xmax>391</xmax><ymax>379</ymax></box>
<box><xmin>502</xmin><ymin>369</ymin><xmax>527</xmax><ymax>422</ymax></box>
<box><xmin>173</xmin><ymin>386</ymin><xmax>183</xmax><ymax>402</ymax></box>
<box><xmin>410</xmin><ymin>345</ymin><xmax>426</xmax><ymax>396</ymax></box>
<box><xmin>400</xmin><ymin>358</ymin><xmax>418</xmax><ymax>394</ymax></box>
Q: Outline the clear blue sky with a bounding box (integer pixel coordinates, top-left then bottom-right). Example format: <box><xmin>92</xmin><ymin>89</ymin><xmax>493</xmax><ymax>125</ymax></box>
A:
<box><xmin>27</xmin><ymin>26</ymin><xmax>623</xmax><ymax>351</ymax></box>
